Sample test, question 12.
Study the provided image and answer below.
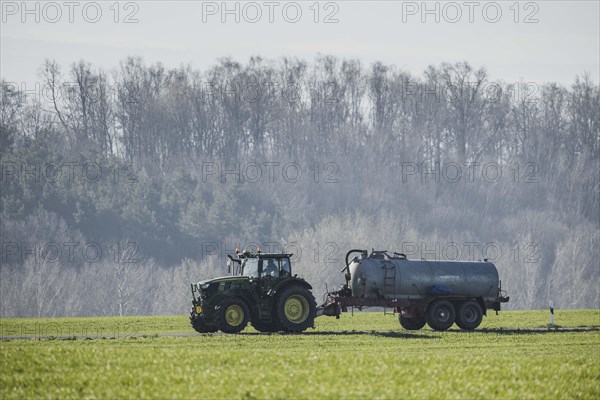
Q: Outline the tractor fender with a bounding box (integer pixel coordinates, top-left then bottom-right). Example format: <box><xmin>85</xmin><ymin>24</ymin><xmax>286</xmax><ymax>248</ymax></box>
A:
<box><xmin>271</xmin><ymin>277</ymin><xmax>313</xmax><ymax>297</ymax></box>
<box><xmin>206</xmin><ymin>293</ymin><xmax>254</xmax><ymax>316</ymax></box>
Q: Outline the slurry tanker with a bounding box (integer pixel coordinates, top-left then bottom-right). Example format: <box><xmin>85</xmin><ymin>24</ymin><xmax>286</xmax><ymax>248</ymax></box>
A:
<box><xmin>190</xmin><ymin>248</ymin><xmax>509</xmax><ymax>333</ymax></box>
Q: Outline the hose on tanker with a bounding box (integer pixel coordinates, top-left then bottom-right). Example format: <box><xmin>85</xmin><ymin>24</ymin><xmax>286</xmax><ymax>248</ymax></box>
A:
<box><xmin>341</xmin><ymin>249</ymin><xmax>366</xmax><ymax>288</ymax></box>
<box><xmin>342</xmin><ymin>249</ymin><xmax>367</xmax><ymax>273</ymax></box>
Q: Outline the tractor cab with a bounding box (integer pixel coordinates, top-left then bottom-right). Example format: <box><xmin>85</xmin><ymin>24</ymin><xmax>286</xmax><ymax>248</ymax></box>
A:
<box><xmin>231</xmin><ymin>249</ymin><xmax>292</xmax><ymax>279</ymax></box>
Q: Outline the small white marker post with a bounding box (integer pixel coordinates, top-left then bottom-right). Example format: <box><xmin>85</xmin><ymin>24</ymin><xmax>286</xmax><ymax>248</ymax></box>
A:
<box><xmin>549</xmin><ymin>300</ymin><xmax>555</xmax><ymax>328</ymax></box>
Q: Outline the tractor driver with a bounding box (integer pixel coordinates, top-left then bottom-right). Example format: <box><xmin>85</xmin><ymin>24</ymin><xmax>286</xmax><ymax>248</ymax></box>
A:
<box><xmin>262</xmin><ymin>259</ymin><xmax>278</xmax><ymax>278</ymax></box>
<box><xmin>280</xmin><ymin>258</ymin><xmax>291</xmax><ymax>277</ymax></box>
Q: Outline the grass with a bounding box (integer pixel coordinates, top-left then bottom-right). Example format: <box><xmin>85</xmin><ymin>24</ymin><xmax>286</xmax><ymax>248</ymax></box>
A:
<box><xmin>1</xmin><ymin>310</ymin><xmax>599</xmax><ymax>399</ymax></box>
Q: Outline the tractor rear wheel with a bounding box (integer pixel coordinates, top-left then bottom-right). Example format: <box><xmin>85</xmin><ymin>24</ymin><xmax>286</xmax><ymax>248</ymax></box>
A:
<box><xmin>215</xmin><ymin>298</ymin><xmax>250</xmax><ymax>333</ymax></box>
<box><xmin>276</xmin><ymin>286</ymin><xmax>316</xmax><ymax>333</ymax></box>
<box><xmin>189</xmin><ymin>308</ymin><xmax>218</xmax><ymax>333</ymax></box>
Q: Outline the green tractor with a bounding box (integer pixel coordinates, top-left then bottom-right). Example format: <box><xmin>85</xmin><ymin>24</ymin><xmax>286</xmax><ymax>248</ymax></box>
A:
<box><xmin>189</xmin><ymin>249</ymin><xmax>317</xmax><ymax>333</ymax></box>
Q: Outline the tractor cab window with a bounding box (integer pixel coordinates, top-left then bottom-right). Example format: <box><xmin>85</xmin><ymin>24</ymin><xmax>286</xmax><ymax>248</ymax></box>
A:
<box><xmin>242</xmin><ymin>258</ymin><xmax>259</xmax><ymax>278</ymax></box>
<box><xmin>281</xmin><ymin>258</ymin><xmax>291</xmax><ymax>277</ymax></box>
<box><xmin>261</xmin><ymin>258</ymin><xmax>279</xmax><ymax>278</ymax></box>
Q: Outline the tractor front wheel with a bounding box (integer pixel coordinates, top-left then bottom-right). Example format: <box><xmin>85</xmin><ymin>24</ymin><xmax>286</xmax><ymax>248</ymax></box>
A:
<box><xmin>215</xmin><ymin>299</ymin><xmax>250</xmax><ymax>333</ymax></box>
<box><xmin>189</xmin><ymin>308</ymin><xmax>218</xmax><ymax>333</ymax></box>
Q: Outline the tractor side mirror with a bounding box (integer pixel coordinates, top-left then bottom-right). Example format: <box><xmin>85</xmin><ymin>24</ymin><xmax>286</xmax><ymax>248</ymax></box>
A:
<box><xmin>227</xmin><ymin>259</ymin><xmax>231</xmax><ymax>274</ymax></box>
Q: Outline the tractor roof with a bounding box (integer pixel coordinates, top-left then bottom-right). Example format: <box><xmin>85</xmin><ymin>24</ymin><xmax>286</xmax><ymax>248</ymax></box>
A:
<box><xmin>237</xmin><ymin>252</ymin><xmax>293</xmax><ymax>259</ymax></box>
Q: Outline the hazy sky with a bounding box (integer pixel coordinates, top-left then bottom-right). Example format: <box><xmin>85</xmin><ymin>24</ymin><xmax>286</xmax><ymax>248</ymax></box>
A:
<box><xmin>1</xmin><ymin>1</ymin><xmax>599</xmax><ymax>86</ymax></box>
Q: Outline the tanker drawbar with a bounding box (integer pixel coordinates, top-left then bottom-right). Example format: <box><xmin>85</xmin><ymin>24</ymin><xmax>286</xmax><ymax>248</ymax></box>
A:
<box><xmin>317</xmin><ymin>249</ymin><xmax>509</xmax><ymax>331</ymax></box>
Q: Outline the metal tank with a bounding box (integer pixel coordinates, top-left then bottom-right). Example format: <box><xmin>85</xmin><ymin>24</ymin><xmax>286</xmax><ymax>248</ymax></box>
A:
<box><xmin>318</xmin><ymin>248</ymin><xmax>509</xmax><ymax>331</ymax></box>
<box><xmin>348</xmin><ymin>250</ymin><xmax>500</xmax><ymax>303</ymax></box>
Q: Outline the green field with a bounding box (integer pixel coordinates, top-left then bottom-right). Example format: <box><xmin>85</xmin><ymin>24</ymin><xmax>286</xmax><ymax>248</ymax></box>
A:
<box><xmin>1</xmin><ymin>310</ymin><xmax>599</xmax><ymax>399</ymax></box>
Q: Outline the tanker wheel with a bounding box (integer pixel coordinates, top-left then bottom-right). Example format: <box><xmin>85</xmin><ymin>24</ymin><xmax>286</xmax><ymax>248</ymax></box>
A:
<box><xmin>455</xmin><ymin>300</ymin><xmax>483</xmax><ymax>330</ymax></box>
<box><xmin>425</xmin><ymin>299</ymin><xmax>456</xmax><ymax>331</ymax></box>
<box><xmin>215</xmin><ymin>298</ymin><xmax>250</xmax><ymax>333</ymax></box>
<box><xmin>276</xmin><ymin>286</ymin><xmax>316</xmax><ymax>333</ymax></box>
<box><xmin>399</xmin><ymin>314</ymin><xmax>426</xmax><ymax>330</ymax></box>
<box><xmin>189</xmin><ymin>308</ymin><xmax>218</xmax><ymax>333</ymax></box>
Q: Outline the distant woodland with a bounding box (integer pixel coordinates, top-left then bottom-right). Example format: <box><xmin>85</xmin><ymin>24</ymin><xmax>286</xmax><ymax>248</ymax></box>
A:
<box><xmin>1</xmin><ymin>56</ymin><xmax>598</xmax><ymax>316</ymax></box>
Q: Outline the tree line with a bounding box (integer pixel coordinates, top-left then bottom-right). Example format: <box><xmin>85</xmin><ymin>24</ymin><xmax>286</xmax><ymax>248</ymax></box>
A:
<box><xmin>1</xmin><ymin>56</ymin><xmax>598</xmax><ymax>316</ymax></box>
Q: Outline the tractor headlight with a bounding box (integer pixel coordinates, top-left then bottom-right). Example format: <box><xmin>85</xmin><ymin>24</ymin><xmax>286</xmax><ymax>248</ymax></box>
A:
<box><xmin>195</xmin><ymin>306</ymin><xmax>203</xmax><ymax>314</ymax></box>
